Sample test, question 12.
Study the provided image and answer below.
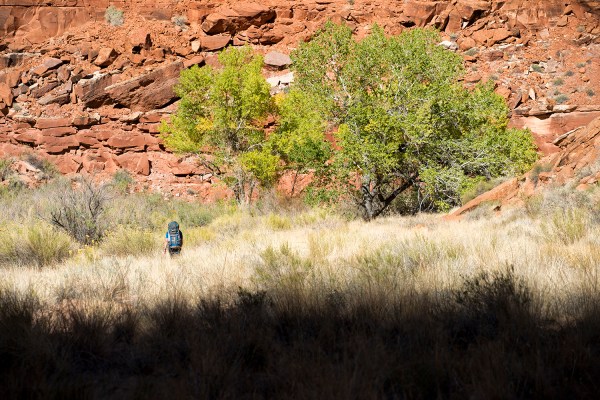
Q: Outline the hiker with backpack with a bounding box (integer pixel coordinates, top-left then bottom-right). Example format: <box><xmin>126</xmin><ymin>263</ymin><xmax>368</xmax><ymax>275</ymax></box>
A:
<box><xmin>164</xmin><ymin>221</ymin><xmax>183</xmax><ymax>256</ymax></box>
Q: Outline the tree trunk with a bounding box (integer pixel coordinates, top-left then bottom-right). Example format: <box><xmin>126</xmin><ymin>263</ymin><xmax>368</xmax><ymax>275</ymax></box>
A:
<box><xmin>360</xmin><ymin>180</ymin><xmax>414</xmax><ymax>220</ymax></box>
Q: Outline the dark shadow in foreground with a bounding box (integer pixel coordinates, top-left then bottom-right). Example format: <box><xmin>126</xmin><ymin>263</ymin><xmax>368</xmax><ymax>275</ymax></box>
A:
<box><xmin>1</xmin><ymin>269</ymin><xmax>600</xmax><ymax>399</ymax></box>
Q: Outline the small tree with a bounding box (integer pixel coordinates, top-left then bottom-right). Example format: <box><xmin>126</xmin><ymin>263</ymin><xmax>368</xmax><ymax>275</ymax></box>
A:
<box><xmin>161</xmin><ymin>46</ymin><xmax>276</xmax><ymax>204</ymax></box>
<box><xmin>290</xmin><ymin>23</ymin><xmax>537</xmax><ymax>219</ymax></box>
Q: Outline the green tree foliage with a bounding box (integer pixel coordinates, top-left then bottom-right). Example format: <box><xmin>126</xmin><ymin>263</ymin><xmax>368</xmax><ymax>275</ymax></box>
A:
<box><xmin>269</xmin><ymin>90</ymin><xmax>332</xmax><ymax>195</ymax></box>
<box><xmin>161</xmin><ymin>46</ymin><xmax>276</xmax><ymax>203</ymax></box>
<box><xmin>291</xmin><ymin>23</ymin><xmax>537</xmax><ymax>219</ymax></box>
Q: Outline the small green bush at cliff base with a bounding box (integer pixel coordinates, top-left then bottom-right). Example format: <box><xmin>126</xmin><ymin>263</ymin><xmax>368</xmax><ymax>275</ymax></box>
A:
<box><xmin>172</xmin><ymin>15</ymin><xmax>188</xmax><ymax>30</ymax></box>
<box><xmin>555</xmin><ymin>94</ymin><xmax>569</xmax><ymax>104</ymax></box>
<box><xmin>531</xmin><ymin>64</ymin><xmax>543</xmax><ymax>72</ymax></box>
<box><xmin>105</xmin><ymin>5</ymin><xmax>124</xmax><ymax>26</ymax></box>
<box><xmin>111</xmin><ymin>170</ymin><xmax>135</xmax><ymax>194</ymax></box>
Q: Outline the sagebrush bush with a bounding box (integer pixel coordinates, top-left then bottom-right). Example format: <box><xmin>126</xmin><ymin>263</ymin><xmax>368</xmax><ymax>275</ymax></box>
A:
<box><xmin>104</xmin><ymin>5</ymin><xmax>124</xmax><ymax>26</ymax></box>
<box><xmin>47</xmin><ymin>177</ymin><xmax>112</xmax><ymax>245</ymax></box>
<box><xmin>172</xmin><ymin>15</ymin><xmax>188</xmax><ymax>30</ymax></box>
<box><xmin>111</xmin><ymin>170</ymin><xmax>134</xmax><ymax>194</ymax></box>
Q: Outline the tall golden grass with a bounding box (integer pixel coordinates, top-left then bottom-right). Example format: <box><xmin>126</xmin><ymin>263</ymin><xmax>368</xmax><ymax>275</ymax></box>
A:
<box><xmin>2</xmin><ymin>184</ymin><xmax>600</xmax><ymax>397</ymax></box>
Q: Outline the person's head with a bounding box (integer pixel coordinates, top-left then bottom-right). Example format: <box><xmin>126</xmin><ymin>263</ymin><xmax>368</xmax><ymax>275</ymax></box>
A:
<box><xmin>168</xmin><ymin>221</ymin><xmax>179</xmax><ymax>231</ymax></box>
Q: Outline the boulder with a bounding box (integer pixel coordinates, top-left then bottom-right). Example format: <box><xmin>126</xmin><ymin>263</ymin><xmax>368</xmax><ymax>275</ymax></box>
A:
<box><xmin>106</xmin><ymin>135</ymin><xmax>147</xmax><ymax>151</ymax></box>
<box><xmin>41</xmin><ymin>127</ymin><xmax>77</xmax><ymax>137</ymax></box>
<box><xmin>439</xmin><ymin>40</ymin><xmax>458</xmax><ymax>51</ymax></box>
<box><xmin>54</xmin><ymin>155</ymin><xmax>82</xmax><ymax>174</ymax></box>
<box><xmin>201</xmin><ymin>4</ymin><xmax>275</xmax><ymax>34</ymax></box>
<box><xmin>191</xmin><ymin>40</ymin><xmax>201</xmax><ymax>53</ymax></box>
<box><xmin>259</xmin><ymin>28</ymin><xmax>285</xmax><ymax>45</ymax></box>
<box><xmin>455</xmin><ymin>0</ymin><xmax>491</xmax><ymax>23</ymax></box>
<box><xmin>30</xmin><ymin>81</ymin><xmax>60</xmax><ymax>98</ymax></box>
<box><xmin>184</xmin><ymin>55</ymin><xmax>205</xmax><ymax>69</ymax></box>
<box><xmin>127</xmin><ymin>29</ymin><xmax>152</xmax><ymax>52</ymax></box>
<box><xmin>200</xmin><ymin>35</ymin><xmax>231</xmax><ymax>51</ymax></box>
<box><xmin>401</xmin><ymin>0</ymin><xmax>440</xmax><ymax>27</ymax></box>
<box><xmin>75</xmin><ymin>132</ymin><xmax>100</xmax><ymax>147</ymax></box>
<box><xmin>0</xmin><ymin>70</ymin><xmax>21</xmax><ymax>88</ymax></box>
<box><xmin>0</xmin><ymin>83</ymin><xmax>14</xmax><ymax>107</ymax></box>
<box><xmin>264</xmin><ymin>51</ymin><xmax>292</xmax><ymax>68</ymax></box>
<box><xmin>72</xmin><ymin>114</ymin><xmax>101</xmax><ymax>127</ymax></box>
<box><xmin>117</xmin><ymin>153</ymin><xmax>151</xmax><ymax>176</ymax></box>
<box><xmin>42</xmin><ymin>136</ymin><xmax>80</xmax><ymax>154</ymax></box>
<box><xmin>104</xmin><ymin>62</ymin><xmax>183</xmax><ymax>111</ymax></box>
<box><xmin>38</xmin><ymin>92</ymin><xmax>70</xmax><ymax>106</ymax></box>
<box><xmin>74</xmin><ymin>73</ymin><xmax>115</xmax><ymax>108</ymax></box>
<box><xmin>94</xmin><ymin>48</ymin><xmax>119</xmax><ymax>68</ymax></box>
<box><xmin>34</xmin><ymin>118</ymin><xmax>71</xmax><ymax>129</ymax></box>
<box><xmin>472</xmin><ymin>28</ymin><xmax>512</xmax><ymax>46</ymax></box>
<box><xmin>31</xmin><ymin>58</ymin><xmax>63</xmax><ymax>76</ymax></box>
<box><xmin>13</xmin><ymin>129</ymin><xmax>41</xmax><ymax>145</ymax></box>
<box><xmin>458</xmin><ymin>36</ymin><xmax>477</xmax><ymax>51</ymax></box>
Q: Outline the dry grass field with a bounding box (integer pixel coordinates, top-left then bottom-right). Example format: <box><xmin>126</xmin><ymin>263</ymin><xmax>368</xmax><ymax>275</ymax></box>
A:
<box><xmin>2</xmin><ymin>181</ymin><xmax>600</xmax><ymax>398</ymax></box>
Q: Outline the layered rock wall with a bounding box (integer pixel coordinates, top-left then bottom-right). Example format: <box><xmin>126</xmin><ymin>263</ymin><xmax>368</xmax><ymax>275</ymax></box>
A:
<box><xmin>1</xmin><ymin>0</ymin><xmax>600</xmax><ymax>198</ymax></box>
<box><xmin>4</xmin><ymin>1</ymin><xmax>600</xmax><ymax>48</ymax></box>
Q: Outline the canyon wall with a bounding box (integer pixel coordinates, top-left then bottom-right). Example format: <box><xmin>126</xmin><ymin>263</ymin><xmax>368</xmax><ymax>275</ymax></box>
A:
<box><xmin>1</xmin><ymin>0</ymin><xmax>600</xmax><ymax>198</ymax></box>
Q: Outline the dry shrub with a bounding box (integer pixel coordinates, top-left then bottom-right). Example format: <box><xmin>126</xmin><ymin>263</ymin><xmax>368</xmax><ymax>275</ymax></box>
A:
<box><xmin>47</xmin><ymin>177</ymin><xmax>112</xmax><ymax>245</ymax></box>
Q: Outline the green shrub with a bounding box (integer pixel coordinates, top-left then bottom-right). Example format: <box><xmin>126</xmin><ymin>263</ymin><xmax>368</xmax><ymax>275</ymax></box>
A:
<box><xmin>111</xmin><ymin>170</ymin><xmax>134</xmax><ymax>194</ymax></box>
<box><xmin>0</xmin><ymin>158</ymin><xmax>13</xmax><ymax>181</ymax></box>
<box><xmin>530</xmin><ymin>162</ymin><xmax>553</xmax><ymax>185</ymax></box>
<box><xmin>101</xmin><ymin>226</ymin><xmax>158</xmax><ymax>257</ymax></box>
<box><xmin>587</xmin><ymin>88</ymin><xmax>595</xmax><ymax>97</ymax></box>
<box><xmin>172</xmin><ymin>201</ymin><xmax>220</xmax><ymax>228</ymax></box>
<box><xmin>105</xmin><ymin>5</ymin><xmax>124</xmax><ymax>26</ymax></box>
<box><xmin>531</xmin><ymin>64</ymin><xmax>543</xmax><ymax>73</ymax></box>
<box><xmin>553</xmin><ymin>78</ymin><xmax>564</xmax><ymax>86</ymax></box>
<box><xmin>266</xmin><ymin>213</ymin><xmax>292</xmax><ymax>230</ymax></box>
<box><xmin>555</xmin><ymin>94</ymin><xmax>569</xmax><ymax>104</ymax></box>
<box><xmin>0</xmin><ymin>223</ymin><xmax>72</xmax><ymax>268</ymax></box>
<box><xmin>564</xmin><ymin>70</ymin><xmax>575</xmax><ymax>77</ymax></box>
<box><xmin>172</xmin><ymin>15</ymin><xmax>188</xmax><ymax>30</ymax></box>
<box><xmin>464</xmin><ymin>47</ymin><xmax>478</xmax><ymax>56</ymax></box>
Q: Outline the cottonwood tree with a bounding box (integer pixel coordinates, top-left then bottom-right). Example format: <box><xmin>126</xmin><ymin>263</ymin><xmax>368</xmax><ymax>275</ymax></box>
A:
<box><xmin>269</xmin><ymin>89</ymin><xmax>332</xmax><ymax>196</ymax></box>
<box><xmin>161</xmin><ymin>46</ymin><xmax>278</xmax><ymax>204</ymax></box>
<box><xmin>290</xmin><ymin>23</ymin><xmax>537</xmax><ymax>219</ymax></box>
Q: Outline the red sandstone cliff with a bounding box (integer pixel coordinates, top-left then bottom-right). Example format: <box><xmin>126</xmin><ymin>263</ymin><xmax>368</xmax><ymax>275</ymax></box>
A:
<box><xmin>1</xmin><ymin>0</ymin><xmax>600</xmax><ymax>199</ymax></box>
